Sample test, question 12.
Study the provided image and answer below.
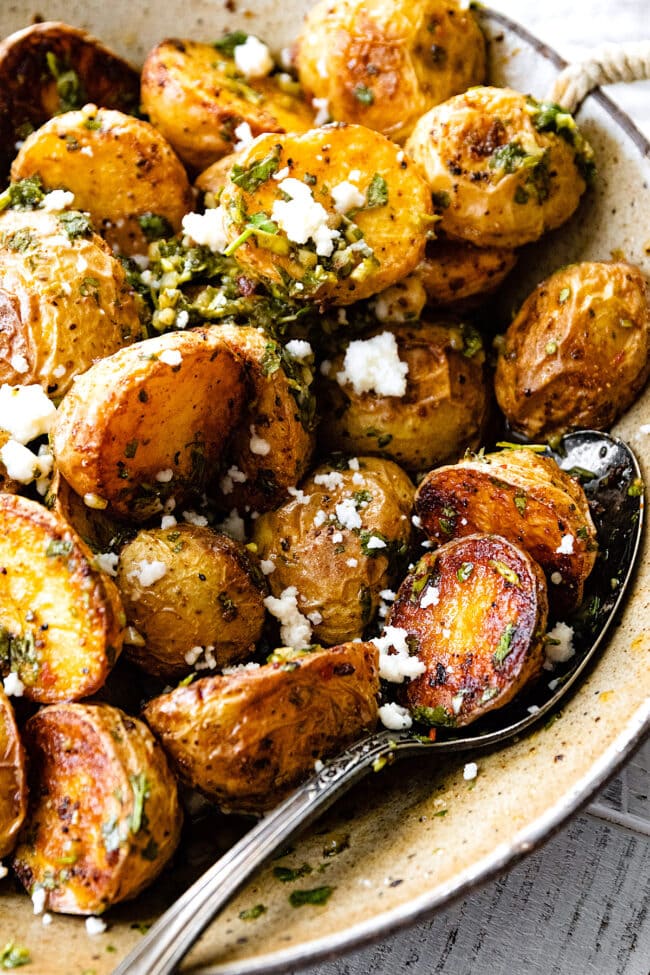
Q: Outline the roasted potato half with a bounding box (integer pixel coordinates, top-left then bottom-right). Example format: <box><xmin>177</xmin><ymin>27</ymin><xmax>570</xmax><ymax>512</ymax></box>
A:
<box><xmin>0</xmin><ymin>206</ymin><xmax>143</xmax><ymax>397</ymax></box>
<box><xmin>52</xmin><ymin>327</ymin><xmax>246</xmax><ymax>521</ymax></box>
<box><xmin>195</xmin><ymin>153</ymin><xmax>243</xmax><ymax>206</ymax></box>
<box><xmin>11</xmin><ymin>104</ymin><xmax>194</xmax><ymax>256</ymax></box>
<box><xmin>0</xmin><ymin>21</ymin><xmax>140</xmax><ymax>181</ymax></box>
<box><xmin>12</xmin><ymin>702</ymin><xmax>182</xmax><ymax>914</ymax></box>
<box><xmin>415</xmin><ymin>448</ymin><xmax>598</xmax><ymax>613</ymax></box>
<box><xmin>47</xmin><ymin>470</ymin><xmax>132</xmax><ymax>556</ymax></box>
<box><xmin>143</xmin><ymin>641</ymin><xmax>379</xmax><ymax>813</ymax></box>
<box><xmin>0</xmin><ymin>494</ymin><xmax>125</xmax><ymax>703</ymax></box>
<box><xmin>218</xmin><ymin>124</ymin><xmax>433</xmax><ymax>304</ymax></box>
<box><xmin>417</xmin><ymin>237</ymin><xmax>517</xmax><ymax>307</ymax></box>
<box><xmin>318</xmin><ymin>321</ymin><xmax>489</xmax><ymax>472</ymax></box>
<box><xmin>389</xmin><ymin>534</ymin><xmax>548</xmax><ymax>727</ymax></box>
<box><xmin>253</xmin><ymin>457</ymin><xmax>414</xmax><ymax>644</ymax></box>
<box><xmin>141</xmin><ymin>38</ymin><xmax>314</xmax><ymax>172</ymax></box>
<box><xmin>295</xmin><ymin>0</ymin><xmax>486</xmax><ymax>144</ymax></box>
<box><xmin>0</xmin><ymin>687</ymin><xmax>27</xmax><ymax>858</ymax></box>
<box><xmin>116</xmin><ymin>524</ymin><xmax>267</xmax><ymax>679</ymax></box>
<box><xmin>495</xmin><ymin>261</ymin><xmax>650</xmax><ymax>439</ymax></box>
<box><xmin>405</xmin><ymin>88</ymin><xmax>594</xmax><ymax>248</ymax></box>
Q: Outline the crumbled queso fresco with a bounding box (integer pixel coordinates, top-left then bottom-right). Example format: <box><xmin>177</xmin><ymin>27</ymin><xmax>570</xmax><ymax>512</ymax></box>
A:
<box><xmin>263</xmin><ymin>586</ymin><xmax>312</xmax><ymax>650</ymax></box>
<box><xmin>371</xmin><ymin>626</ymin><xmax>426</xmax><ymax>683</ymax></box>
<box><xmin>0</xmin><ymin>384</ymin><xmax>56</xmax><ymax>490</ymax></box>
<box><xmin>271</xmin><ymin>177</ymin><xmax>340</xmax><ymax>257</ymax></box>
<box><xmin>336</xmin><ymin>331</ymin><xmax>409</xmax><ymax>397</ymax></box>
<box><xmin>378</xmin><ymin>701</ymin><xmax>413</xmax><ymax>731</ymax></box>
<box><xmin>129</xmin><ymin>559</ymin><xmax>168</xmax><ymax>587</ymax></box>
<box><xmin>555</xmin><ymin>533</ymin><xmax>575</xmax><ymax>554</ymax></box>
<box><xmin>233</xmin><ymin>35</ymin><xmax>274</xmax><ymax>79</ymax></box>
<box><xmin>544</xmin><ymin>621</ymin><xmax>576</xmax><ymax>669</ymax></box>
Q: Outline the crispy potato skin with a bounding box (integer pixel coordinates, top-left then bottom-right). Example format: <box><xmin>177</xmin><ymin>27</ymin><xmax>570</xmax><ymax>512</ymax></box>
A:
<box><xmin>143</xmin><ymin>642</ymin><xmax>379</xmax><ymax>813</ymax></box>
<box><xmin>253</xmin><ymin>457</ymin><xmax>414</xmax><ymax>644</ymax></box>
<box><xmin>0</xmin><ymin>687</ymin><xmax>27</xmax><ymax>858</ymax></box>
<box><xmin>11</xmin><ymin>104</ymin><xmax>194</xmax><ymax>255</ymax></box>
<box><xmin>495</xmin><ymin>261</ymin><xmax>650</xmax><ymax>439</ymax></box>
<box><xmin>417</xmin><ymin>237</ymin><xmax>517</xmax><ymax>307</ymax></box>
<box><xmin>405</xmin><ymin>87</ymin><xmax>589</xmax><ymax>248</ymax></box>
<box><xmin>219</xmin><ymin>124</ymin><xmax>433</xmax><ymax>304</ymax></box>
<box><xmin>0</xmin><ymin>21</ymin><xmax>140</xmax><ymax>181</ymax></box>
<box><xmin>391</xmin><ymin>535</ymin><xmax>548</xmax><ymax>726</ymax></box>
<box><xmin>415</xmin><ymin>449</ymin><xmax>597</xmax><ymax>613</ymax></box>
<box><xmin>0</xmin><ymin>208</ymin><xmax>143</xmax><ymax>397</ymax></box>
<box><xmin>142</xmin><ymin>39</ymin><xmax>314</xmax><ymax>172</ymax></box>
<box><xmin>116</xmin><ymin>525</ymin><xmax>267</xmax><ymax>679</ymax></box>
<box><xmin>52</xmin><ymin>327</ymin><xmax>246</xmax><ymax>521</ymax></box>
<box><xmin>318</xmin><ymin>321</ymin><xmax>489</xmax><ymax>472</ymax></box>
<box><xmin>0</xmin><ymin>494</ymin><xmax>125</xmax><ymax>703</ymax></box>
<box><xmin>295</xmin><ymin>0</ymin><xmax>485</xmax><ymax>143</ymax></box>
<box><xmin>12</xmin><ymin>703</ymin><xmax>182</xmax><ymax>914</ymax></box>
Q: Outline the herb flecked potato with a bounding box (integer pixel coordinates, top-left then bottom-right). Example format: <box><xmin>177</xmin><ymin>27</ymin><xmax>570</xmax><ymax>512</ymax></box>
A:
<box><xmin>295</xmin><ymin>0</ymin><xmax>486</xmax><ymax>143</ymax></box>
<box><xmin>141</xmin><ymin>37</ymin><xmax>314</xmax><ymax>172</ymax></box>
<box><xmin>0</xmin><ymin>494</ymin><xmax>125</xmax><ymax>703</ymax></box>
<box><xmin>12</xmin><ymin>702</ymin><xmax>182</xmax><ymax>914</ymax></box>
<box><xmin>0</xmin><ymin>204</ymin><xmax>144</xmax><ymax>397</ymax></box>
<box><xmin>494</xmin><ymin>261</ymin><xmax>650</xmax><ymax>439</ymax></box>
<box><xmin>218</xmin><ymin>123</ymin><xmax>434</xmax><ymax>304</ymax></box>
<box><xmin>143</xmin><ymin>641</ymin><xmax>379</xmax><ymax>813</ymax></box>
<box><xmin>116</xmin><ymin>524</ymin><xmax>267</xmax><ymax>679</ymax></box>
<box><xmin>405</xmin><ymin>88</ymin><xmax>594</xmax><ymax>248</ymax></box>
<box><xmin>52</xmin><ymin>327</ymin><xmax>246</xmax><ymax>521</ymax></box>
<box><xmin>414</xmin><ymin>448</ymin><xmax>598</xmax><ymax>613</ymax></box>
<box><xmin>11</xmin><ymin>104</ymin><xmax>194</xmax><ymax>255</ymax></box>
<box><xmin>253</xmin><ymin>457</ymin><xmax>414</xmax><ymax>644</ymax></box>
<box><xmin>389</xmin><ymin>534</ymin><xmax>548</xmax><ymax>727</ymax></box>
<box><xmin>318</xmin><ymin>321</ymin><xmax>489</xmax><ymax>471</ymax></box>
<box><xmin>0</xmin><ymin>687</ymin><xmax>27</xmax><ymax>858</ymax></box>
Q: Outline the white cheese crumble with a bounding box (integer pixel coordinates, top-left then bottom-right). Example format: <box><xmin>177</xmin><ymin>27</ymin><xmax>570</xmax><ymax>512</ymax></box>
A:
<box><xmin>159</xmin><ymin>349</ymin><xmax>182</xmax><ymax>367</ymax></box>
<box><xmin>555</xmin><ymin>534</ymin><xmax>575</xmax><ymax>554</ymax></box>
<box><xmin>420</xmin><ymin>585</ymin><xmax>440</xmax><ymax>609</ymax></box>
<box><xmin>331</xmin><ymin>180</ymin><xmax>366</xmax><ymax>214</ymax></box>
<box><xmin>10</xmin><ymin>354</ymin><xmax>29</xmax><ymax>374</ymax></box>
<box><xmin>0</xmin><ymin>864</ymin><xmax>7</xmax><ymax>880</ymax></box>
<box><xmin>0</xmin><ymin>383</ymin><xmax>57</xmax><ymax>444</ymax></box>
<box><xmin>234</xmin><ymin>35</ymin><xmax>274</xmax><ymax>79</ymax></box>
<box><xmin>312</xmin><ymin>97</ymin><xmax>331</xmax><ymax>126</ymax></box>
<box><xmin>260</xmin><ymin>558</ymin><xmax>276</xmax><ymax>575</ymax></box>
<box><xmin>284</xmin><ymin>339</ymin><xmax>313</xmax><ymax>362</ymax></box>
<box><xmin>249</xmin><ymin>425</ymin><xmax>271</xmax><ymax>456</ymax></box>
<box><xmin>41</xmin><ymin>189</ymin><xmax>75</xmax><ymax>211</ymax></box>
<box><xmin>182</xmin><ymin>509</ymin><xmax>208</xmax><ymax>527</ymax></box>
<box><xmin>129</xmin><ymin>559</ymin><xmax>168</xmax><ymax>587</ymax></box>
<box><xmin>379</xmin><ymin>589</ymin><xmax>396</xmax><ymax>601</ymax></box>
<box><xmin>313</xmin><ymin>471</ymin><xmax>344</xmax><ymax>491</ymax></box>
<box><xmin>348</xmin><ymin>457</ymin><xmax>360</xmax><ymax>471</ymax></box>
<box><xmin>185</xmin><ymin>644</ymin><xmax>217</xmax><ymax>671</ymax></box>
<box><xmin>336</xmin><ymin>332</ymin><xmax>408</xmax><ymax>397</ymax></box>
<box><xmin>216</xmin><ymin>508</ymin><xmax>245</xmax><ymax>541</ymax></box>
<box><xmin>335</xmin><ymin>497</ymin><xmax>362</xmax><ymax>531</ymax></box>
<box><xmin>222</xmin><ymin>660</ymin><xmax>262</xmax><ymax>676</ymax></box>
<box><xmin>378</xmin><ymin>702</ymin><xmax>413</xmax><ymax>731</ymax></box>
<box><xmin>463</xmin><ymin>761</ymin><xmax>478</xmax><ymax>781</ymax></box>
<box><xmin>313</xmin><ymin>509</ymin><xmax>327</xmax><ymax>528</ymax></box>
<box><xmin>0</xmin><ymin>440</ymin><xmax>44</xmax><ymax>483</ymax></box>
<box><xmin>156</xmin><ymin>468</ymin><xmax>174</xmax><ymax>483</ymax></box>
<box><xmin>320</xmin><ymin>359</ymin><xmax>332</xmax><ymax>377</ymax></box>
<box><xmin>263</xmin><ymin>586</ymin><xmax>312</xmax><ymax>649</ymax></box>
<box><xmin>94</xmin><ymin>552</ymin><xmax>119</xmax><ymax>577</ymax></box>
<box><xmin>84</xmin><ymin>492</ymin><xmax>108</xmax><ymax>510</ymax></box>
<box><xmin>42</xmin><ymin>913</ymin><xmax>53</xmax><ymax>926</ymax></box>
<box><xmin>307</xmin><ymin>610</ymin><xmax>323</xmax><ymax>625</ymax></box>
<box><xmin>331</xmin><ymin>531</ymin><xmax>343</xmax><ymax>543</ymax></box>
<box><xmin>3</xmin><ymin>671</ymin><xmax>25</xmax><ymax>697</ymax></box>
<box><xmin>182</xmin><ymin>207</ymin><xmax>228</xmax><ymax>253</ymax></box>
<box><xmin>233</xmin><ymin>121</ymin><xmax>255</xmax><ymax>152</ymax></box>
<box><xmin>160</xmin><ymin>514</ymin><xmax>177</xmax><ymax>530</ymax></box>
<box><xmin>287</xmin><ymin>486</ymin><xmax>310</xmax><ymax>504</ymax></box>
<box><xmin>219</xmin><ymin>465</ymin><xmax>247</xmax><ymax>495</ymax></box>
<box><xmin>273</xmin><ymin>166</ymin><xmax>290</xmax><ymax>181</ymax></box>
<box><xmin>271</xmin><ymin>177</ymin><xmax>340</xmax><ymax>257</ymax></box>
<box><xmin>372</xmin><ymin>626</ymin><xmax>426</xmax><ymax>683</ymax></box>
<box><xmin>32</xmin><ymin>888</ymin><xmax>47</xmax><ymax>915</ymax></box>
<box><xmin>85</xmin><ymin>916</ymin><xmax>107</xmax><ymax>936</ymax></box>
<box><xmin>544</xmin><ymin>621</ymin><xmax>575</xmax><ymax>669</ymax></box>
<box><xmin>346</xmin><ymin>557</ymin><xmax>358</xmax><ymax>568</ymax></box>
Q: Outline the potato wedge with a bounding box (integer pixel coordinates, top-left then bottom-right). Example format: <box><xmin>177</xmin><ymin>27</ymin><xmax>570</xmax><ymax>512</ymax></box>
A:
<box><xmin>143</xmin><ymin>641</ymin><xmax>379</xmax><ymax>813</ymax></box>
<box><xmin>0</xmin><ymin>686</ymin><xmax>27</xmax><ymax>858</ymax></box>
<box><xmin>12</xmin><ymin>702</ymin><xmax>182</xmax><ymax>914</ymax></box>
<box><xmin>52</xmin><ymin>327</ymin><xmax>246</xmax><ymax>521</ymax></box>
<box><xmin>0</xmin><ymin>21</ymin><xmax>139</xmax><ymax>181</ymax></box>
<box><xmin>295</xmin><ymin>0</ymin><xmax>486</xmax><ymax>144</ymax></box>
<box><xmin>389</xmin><ymin>534</ymin><xmax>548</xmax><ymax>727</ymax></box>
<box><xmin>318</xmin><ymin>321</ymin><xmax>489</xmax><ymax>472</ymax></box>
<box><xmin>253</xmin><ymin>457</ymin><xmax>414</xmax><ymax>645</ymax></box>
<box><xmin>414</xmin><ymin>448</ymin><xmax>598</xmax><ymax>613</ymax></box>
<box><xmin>0</xmin><ymin>494</ymin><xmax>125</xmax><ymax>703</ymax></box>
<box><xmin>141</xmin><ymin>38</ymin><xmax>314</xmax><ymax>172</ymax></box>
<box><xmin>11</xmin><ymin>104</ymin><xmax>194</xmax><ymax>256</ymax></box>
<box><xmin>417</xmin><ymin>238</ymin><xmax>517</xmax><ymax>308</ymax></box>
<box><xmin>116</xmin><ymin>524</ymin><xmax>267</xmax><ymax>679</ymax></box>
<box><xmin>495</xmin><ymin>261</ymin><xmax>650</xmax><ymax>439</ymax></box>
<box><xmin>218</xmin><ymin>124</ymin><xmax>433</xmax><ymax>304</ymax></box>
<box><xmin>0</xmin><ymin>206</ymin><xmax>143</xmax><ymax>397</ymax></box>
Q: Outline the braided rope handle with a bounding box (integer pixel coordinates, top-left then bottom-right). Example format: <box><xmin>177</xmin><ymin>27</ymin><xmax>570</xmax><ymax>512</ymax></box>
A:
<box><xmin>547</xmin><ymin>41</ymin><xmax>650</xmax><ymax>112</ymax></box>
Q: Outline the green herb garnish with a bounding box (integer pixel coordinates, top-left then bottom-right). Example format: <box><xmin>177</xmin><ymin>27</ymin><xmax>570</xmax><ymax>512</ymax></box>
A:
<box><xmin>353</xmin><ymin>84</ymin><xmax>374</xmax><ymax>105</ymax></box>
<box><xmin>239</xmin><ymin>904</ymin><xmax>267</xmax><ymax>921</ymax></box>
<box><xmin>493</xmin><ymin>622</ymin><xmax>516</xmax><ymax>665</ymax></box>
<box><xmin>289</xmin><ymin>886</ymin><xmax>335</xmax><ymax>907</ymax></box>
<box><xmin>0</xmin><ymin>944</ymin><xmax>30</xmax><ymax>969</ymax></box>
<box><xmin>138</xmin><ymin>213</ymin><xmax>174</xmax><ymax>242</ymax></box>
<box><xmin>273</xmin><ymin>863</ymin><xmax>312</xmax><ymax>883</ymax></box>
<box><xmin>488</xmin><ymin>559</ymin><xmax>520</xmax><ymax>586</ymax></box>
<box><xmin>213</xmin><ymin>30</ymin><xmax>249</xmax><ymax>56</ymax></box>
<box><xmin>365</xmin><ymin>173</ymin><xmax>388</xmax><ymax>208</ymax></box>
<box><xmin>231</xmin><ymin>150</ymin><xmax>281</xmax><ymax>193</ymax></box>
<box><xmin>456</xmin><ymin>562</ymin><xmax>474</xmax><ymax>582</ymax></box>
<box><xmin>129</xmin><ymin>773</ymin><xmax>150</xmax><ymax>834</ymax></box>
<box><xmin>59</xmin><ymin>210</ymin><xmax>93</xmax><ymax>239</ymax></box>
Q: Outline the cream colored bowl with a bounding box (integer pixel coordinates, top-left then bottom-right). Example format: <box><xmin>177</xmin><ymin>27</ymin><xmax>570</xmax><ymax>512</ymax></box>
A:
<box><xmin>0</xmin><ymin>5</ymin><xmax>648</xmax><ymax>974</ymax></box>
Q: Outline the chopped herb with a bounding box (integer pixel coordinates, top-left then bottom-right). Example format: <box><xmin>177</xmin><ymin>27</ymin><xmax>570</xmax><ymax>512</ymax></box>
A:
<box><xmin>359</xmin><ymin>530</ymin><xmax>389</xmax><ymax>557</ymax></box>
<box><xmin>481</xmin><ymin>687</ymin><xmax>499</xmax><ymax>703</ymax></box>
<box><xmin>46</xmin><ymin>51</ymin><xmax>85</xmax><ymax>112</ymax></box>
<box><xmin>124</xmin><ymin>439</ymin><xmax>139</xmax><ymax>459</ymax></box>
<box><xmin>457</xmin><ymin>562</ymin><xmax>474</xmax><ymax>582</ymax></box>
<box><xmin>303</xmin><ymin>173</ymin><xmax>317</xmax><ymax>186</ymax></box>
<box><xmin>493</xmin><ymin>622</ymin><xmax>516</xmax><ymax>665</ymax></box>
<box><xmin>84</xmin><ymin>116</ymin><xmax>102</xmax><ymax>130</ymax></box>
<box><xmin>138</xmin><ymin>213</ymin><xmax>174</xmax><ymax>242</ymax></box>
<box><xmin>239</xmin><ymin>904</ymin><xmax>267</xmax><ymax>921</ymax></box>
<box><xmin>514</xmin><ymin>185</ymin><xmax>529</xmax><ymax>205</ymax></box>
<box><xmin>433</xmin><ymin>809</ymin><xmax>448</xmax><ymax>818</ymax></box>
<box><xmin>353</xmin><ymin>84</ymin><xmax>374</xmax><ymax>105</ymax></box>
<box><xmin>353</xmin><ymin>489</ymin><xmax>373</xmax><ymax>508</ymax></box>
<box><xmin>365</xmin><ymin>173</ymin><xmax>388</xmax><ymax>208</ymax></box>
<box><xmin>0</xmin><ymin>175</ymin><xmax>45</xmax><ymax>211</ymax></box>
<box><xmin>231</xmin><ymin>150</ymin><xmax>281</xmax><ymax>193</ymax></box>
<box><xmin>460</xmin><ymin>324</ymin><xmax>483</xmax><ymax>359</ymax></box>
<box><xmin>558</xmin><ymin>287</ymin><xmax>571</xmax><ymax>303</ymax></box>
<box><xmin>4</xmin><ymin>229</ymin><xmax>34</xmax><ymax>253</ymax></box>
<box><xmin>213</xmin><ymin>30</ymin><xmax>249</xmax><ymax>57</ymax></box>
<box><xmin>565</xmin><ymin>466</ymin><xmax>596</xmax><ymax>482</ymax></box>
<box><xmin>273</xmin><ymin>863</ymin><xmax>312</xmax><ymax>883</ymax></box>
<box><xmin>514</xmin><ymin>493</ymin><xmax>527</xmax><ymax>515</ymax></box>
<box><xmin>223</xmin><ymin>211</ymin><xmax>286</xmax><ymax>257</ymax></box>
<box><xmin>217</xmin><ymin>592</ymin><xmax>238</xmax><ymax>621</ymax></box>
<box><xmin>489</xmin><ymin>141</ymin><xmax>531</xmax><ymax>174</ymax></box>
<box><xmin>0</xmin><ymin>944</ymin><xmax>30</xmax><ymax>969</ymax></box>
<box><xmin>431</xmin><ymin>190</ymin><xmax>450</xmax><ymax>209</ymax></box>
<box><xmin>129</xmin><ymin>773</ymin><xmax>150</xmax><ymax>834</ymax></box>
<box><xmin>496</xmin><ymin>441</ymin><xmax>547</xmax><ymax>453</ymax></box>
<box><xmin>411</xmin><ymin>705</ymin><xmax>456</xmax><ymax>728</ymax></box>
<box><xmin>59</xmin><ymin>210</ymin><xmax>93</xmax><ymax>239</ymax></box>
<box><xmin>628</xmin><ymin>478</ymin><xmax>644</xmax><ymax>497</ymax></box>
<box><xmin>526</xmin><ymin>97</ymin><xmax>596</xmax><ymax>184</ymax></box>
<box><xmin>289</xmin><ymin>886</ymin><xmax>335</xmax><ymax>907</ymax></box>
<box><xmin>488</xmin><ymin>559</ymin><xmax>520</xmax><ymax>586</ymax></box>
<box><xmin>130</xmin><ymin>922</ymin><xmax>151</xmax><ymax>935</ymax></box>
<box><xmin>46</xmin><ymin>538</ymin><xmax>73</xmax><ymax>558</ymax></box>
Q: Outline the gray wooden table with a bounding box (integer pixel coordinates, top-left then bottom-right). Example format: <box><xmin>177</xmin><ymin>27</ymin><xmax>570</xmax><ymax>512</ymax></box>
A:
<box><xmin>292</xmin><ymin>4</ymin><xmax>650</xmax><ymax>974</ymax></box>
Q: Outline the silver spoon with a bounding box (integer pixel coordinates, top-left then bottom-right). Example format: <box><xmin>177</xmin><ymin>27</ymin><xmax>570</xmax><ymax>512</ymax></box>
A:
<box><xmin>113</xmin><ymin>430</ymin><xmax>644</xmax><ymax>975</ymax></box>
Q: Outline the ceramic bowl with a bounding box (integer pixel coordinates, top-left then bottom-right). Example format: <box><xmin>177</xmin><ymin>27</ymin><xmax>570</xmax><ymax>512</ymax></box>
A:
<box><xmin>0</xmin><ymin>4</ymin><xmax>648</xmax><ymax>973</ymax></box>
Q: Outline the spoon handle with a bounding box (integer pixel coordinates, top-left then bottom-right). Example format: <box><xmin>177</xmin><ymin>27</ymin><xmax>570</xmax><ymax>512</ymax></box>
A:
<box><xmin>111</xmin><ymin>729</ymin><xmax>411</xmax><ymax>975</ymax></box>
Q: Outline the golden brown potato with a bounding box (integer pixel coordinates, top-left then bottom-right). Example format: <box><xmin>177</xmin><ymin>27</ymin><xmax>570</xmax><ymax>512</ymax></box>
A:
<box><xmin>0</xmin><ymin>21</ymin><xmax>140</xmax><ymax>181</ymax></box>
<box><xmin>116</xmin><ymin>524</ymin><xmax>267</xmax><ymax>679</ymax></box>
<box><xmin>143</xmin><ymin>641</ymin><xmax>379</xmax><ymax>813</ymax></box>
<box><xmin>415</xmin><ymin>448</ymin><xmax>598</xmax><ymax>613</ymax></box>
<box><xmin>11</xmin><ymin>104</ymin><xmax>194</xmax><ymax>255</ymax></box>
<box><xmin>318</xmin><ymin>321</ymin><xmax>489</xmax><ymax>472</ymax></box>
<box><xmin>253</xmin><ymin>457</ymin><xmax>414</xmax><ymax>644</ymax></box>
<box><xmin>495</xmin><ymin>261</ymin><xmax>650</xmax><ymax>440</ymax></box>
<box><xmin>141</xmin><ymin>38</ymin><xmax>314</xmax><ymax>172</ymax></box>
<box><xmin>195</xmin><ymin>152</ymin><xmax>242</xmax><ymax>205</ymax></box>
<box><xmin>295</xmin><ymin>0</ymin><xmax>486</xmax><ymax>143</ymax></box>
<box><xmin>0</xmin><ymin>687</ymin><xmax>27</xmax><ymax>858</ymax></box>
<box><xmin>213</xmin><ymin>324</ymin><xmax>315</xmax><ymax>512</ymax></box>
<box><xmin>52</xmin><ymin>327</ymin><xmax>246</xmax><ymax>521</ymax></box>
<box><xmin>47</xmin><ymin>470</ymin><xmax>132</xmax><ymax>556</ymax></box>
<box><xmin>0</xmin><ymin>494</ymin><xmax>125</xmax><ymax>703</ymax></box>
<box><xmin>13</xmin><ymin>702</ymin><xmax>182</xmax><ymax>914</ymax></box>
<box><xmin>0</xmin><ymin>206</ymin><xmax>143</xmax><ymax>397</ymax></box>
<box><xmin>389</xmin><ymin>534</ymin><xmax>548</xmax><ymax>726</ymax></box>
<box><xmin>417</xmin><ymin>237</ymin><xmax>517</xmax><ymax>307</ymax></box>
<box><xmin>218</xmin><ymin>124</ymin><xmax>433</xmax><ymax>304</ymax></box>
<box><xmin>405</xmin><ymin>88</ymin><xmax>594</xmax><ymax>248</ymax></box>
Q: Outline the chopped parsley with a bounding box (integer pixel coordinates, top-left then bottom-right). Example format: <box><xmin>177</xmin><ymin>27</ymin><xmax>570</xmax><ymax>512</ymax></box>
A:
<box><xmin>231</xmin><ymin>150</ymin><xmax>281</xmax><ymax>193</ymax></box>
<box><xmin>45</xmin><ymin>539</ymin><xmax>73</xmax><ymax>558</ymax></box>
<box><xmin>129</xmin><ymin>773</ymin><xmax>150</xmax><ymax>834</ymax></box>
<box><xmin>488</xmin><ymin>559</ymin><xmax>520</xmax><ymax>586</ymax></box>
<box><xmin>213</xmin><ymin>31</ymin><xmax>249</xmax><ymax>57</ymax></box>
<box><xmin>46</xmin><ymin>51</ymin><xmax>85</xmax><ymax>112</ymax></box>
<box><xmin>273</xmin><ymin>863</ymin><xmax>312</xmax><ymax>883</ymax></box>
<box><xmin>411</xmin><ymin>705</ymin><xmax>456</xmax><ymax>728</ymax></box>
<box><xmin>58</xmin><ymin>210</ymin><xmax>93</xmax><ymax>239</ymax></box>
<box><xmin>0</xmin><ymin>175</ymin><xmax>45</xmax><ymax>211</ymax></box>
<box><xmin>456</xmin><ymin>562</ymin><xmax>474</xmax><ymax>582</ymax></box>
<box><xmin>365</xmin><ymin>173</ymin><xmax>388</xmax><ymax>208</ymax></box>
<box><xmin>493</xmin><ymin>622</ymin><xmax>516</xmax><ymax>665</ymax></box>
<box><xmin>239</xmin><ymin>904</ymin><xmax>267</xmax><ymax>921</ymax></box>
<box><xmin>289</xmin><ymin>886</ymin><xmax>335</xmax><ymax>907</ymax></box>
<box><xmin>353</xmin><ymin>84</ymin><xmax>374</xmax><ymax>105</ymax></box>
<box><xmin>0</xmin><ymin>944</ymin><xmax>30</xmax><ymax>969</ymax></box>
<box><xmin>138</xmin><ymin>213</ymin><xmax>174</xmax><ymax>242</ymax></box>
